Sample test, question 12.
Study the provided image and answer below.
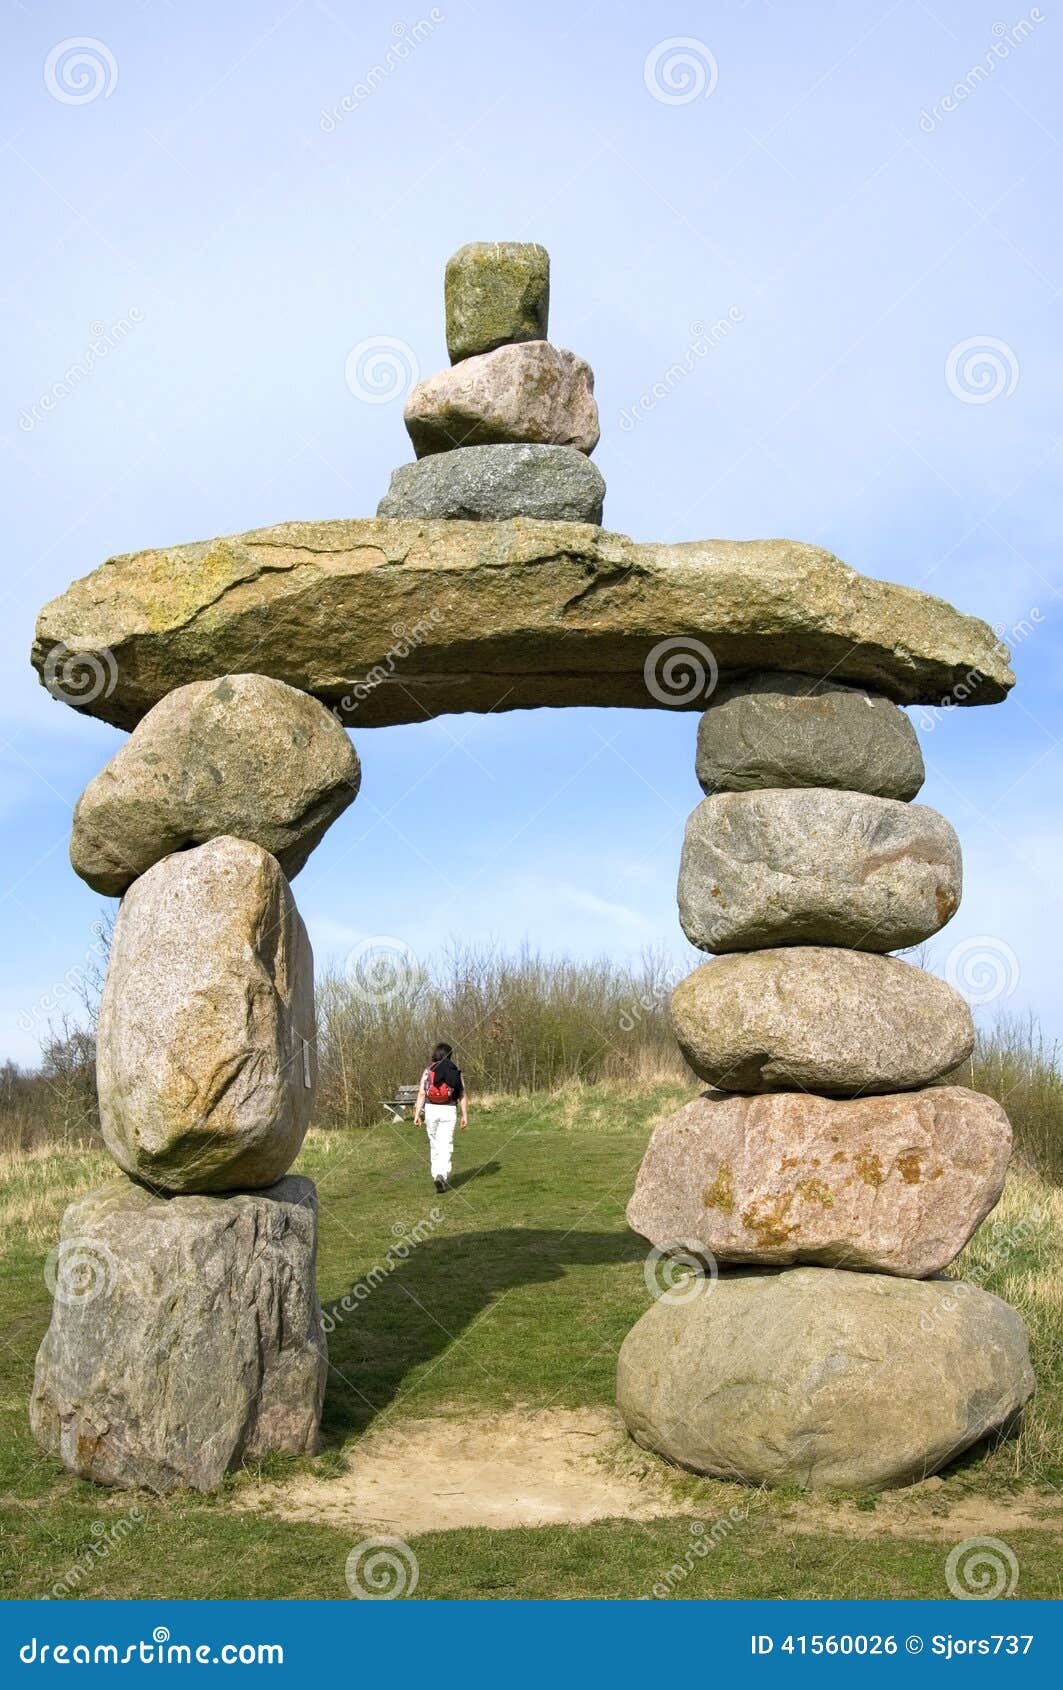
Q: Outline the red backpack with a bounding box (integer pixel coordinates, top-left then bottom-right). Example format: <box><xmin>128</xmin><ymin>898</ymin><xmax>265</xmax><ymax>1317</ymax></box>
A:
<box><xmin>425</xmin><ymin>1061</ymin><xmax>458</xmax><ymax>1104</ymax></box>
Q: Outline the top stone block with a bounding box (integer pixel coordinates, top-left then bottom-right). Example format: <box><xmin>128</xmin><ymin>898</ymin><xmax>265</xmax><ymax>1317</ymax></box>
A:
<box><xmin>445</xmin><ymin>241</ymin><xmax>550</xmax><ymax>363</ymax></box>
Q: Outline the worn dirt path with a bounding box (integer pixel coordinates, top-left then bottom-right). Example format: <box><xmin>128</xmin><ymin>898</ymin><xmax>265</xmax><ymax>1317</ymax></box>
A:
<box><xmin>237</xmin><ymin>1407</ymin><xmax>1063</xmax><ymax>1540</ymax></box>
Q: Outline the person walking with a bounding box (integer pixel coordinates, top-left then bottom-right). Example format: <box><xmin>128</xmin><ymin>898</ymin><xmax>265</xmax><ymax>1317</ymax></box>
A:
<box><xmin>413</xmin><ymin>1041</ymin><xmax>467</xmax><ymax>1192</ymax></box>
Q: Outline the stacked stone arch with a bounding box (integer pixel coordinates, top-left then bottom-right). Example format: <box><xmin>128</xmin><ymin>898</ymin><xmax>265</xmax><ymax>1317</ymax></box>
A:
<box><xmin>29</xmin><ymin>245</ymin><xmax>1033</xmax><ymax>1493</ymax></box>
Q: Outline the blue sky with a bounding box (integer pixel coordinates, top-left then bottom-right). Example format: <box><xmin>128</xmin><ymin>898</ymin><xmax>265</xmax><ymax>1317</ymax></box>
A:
<box><xmin>2</xmin><ymin>0</ymin><xmax>1060</xmax><ymax>1065</ymax></box>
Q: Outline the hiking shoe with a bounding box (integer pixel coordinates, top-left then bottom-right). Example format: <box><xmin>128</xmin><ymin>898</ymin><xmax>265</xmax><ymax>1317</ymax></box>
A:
<box><xmin>434</xmin><ymin>1176</ymin><xmax>446</xmax><ymax>1193</ymax></box>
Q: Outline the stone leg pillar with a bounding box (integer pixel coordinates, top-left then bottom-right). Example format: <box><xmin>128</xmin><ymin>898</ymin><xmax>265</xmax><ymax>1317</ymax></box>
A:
<box><xmin>617</xmin><ymin>673</ymin><xmax>1035</xmax><ymax>1490</ymax></box>
<box><xmin>32</xmin><ymin>673</ymin><xmax>361</xmax><ymax>1490</ymax></box>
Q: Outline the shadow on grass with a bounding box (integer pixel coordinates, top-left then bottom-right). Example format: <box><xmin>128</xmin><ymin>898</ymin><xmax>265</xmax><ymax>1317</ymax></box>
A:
<box><xmin>447</xmin><ymin>1160</ymin><xmax>502</xmax><ymax>1189</ymax></box>
<box><xmin>320</xmin><ymin>1225</ymin><xmax>646</xmax><ymax>1442</ymax></box>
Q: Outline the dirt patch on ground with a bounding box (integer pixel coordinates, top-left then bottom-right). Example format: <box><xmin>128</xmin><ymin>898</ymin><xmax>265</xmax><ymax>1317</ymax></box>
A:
<box><xmin>238</xmin><ymin>1407</ymin><xmax>691</xmax><ymax>1534</ymax></box>
<box><xmin>238</xmin><ymin>1407</ymin><xmax>1063</xmax><ymax>1540</ymax></box>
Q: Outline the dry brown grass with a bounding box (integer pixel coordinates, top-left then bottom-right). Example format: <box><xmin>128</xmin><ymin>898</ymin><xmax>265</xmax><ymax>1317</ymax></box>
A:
<box><xmin>315</xmin><ymin>943</ymin><xmax>694</xmax><ymax>1129</ymax></box>
<box><xmin>0</xmin><ymin>1142</ymin><xmax>112</xmax><ymax>1249</ymax></box>
<box><xmin>951</xmin><ymin>1161</ymin><xmax>1063</xmax><ymax>1482</ymax></box>
<box><xmin>958</xmin><ymin>1015</ymin><xmax>1063</xmax><ymax>1186</ymax></box>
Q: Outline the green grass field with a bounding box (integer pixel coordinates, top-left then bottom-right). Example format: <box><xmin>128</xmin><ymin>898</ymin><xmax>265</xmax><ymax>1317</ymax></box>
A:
<box><xmin>1</xmin><ymin>1084</ymin><xmax>1060</xmax><ymax>1601</ymax></box>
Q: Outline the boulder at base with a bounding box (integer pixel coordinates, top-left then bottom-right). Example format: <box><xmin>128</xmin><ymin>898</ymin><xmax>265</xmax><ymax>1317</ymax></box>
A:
<box><xmin>70</xmin><ymin>673</ymin><xmax>360</xmax><ymax>896</ymax></box>
<box><xmin>678</xmin><ymin>789</ymin><xmax>961</xmax><ymax>952</ymax></box>
<box><xmin>30</xmin><ymin>1176</ymin><xmax>327</xmax><ymax>1492</ymax></box>
<box><xmin>627</xmin><ymin>1087</ymin><xmax>1011</xmax><ymax>1277</ymax></box>
<box><xmin>670</xmin><ymin>947</ymin><xmax>974</xmax><ymax>1095</ymax></box>
<box><xmin>695</xmin><ymin>671</ymin><xmax>926</xmax><ymax>799</ymax></box>
<box><xmin>97</xmin><ymin>836</ymin><xmax>316</xmax><ymax>1193</ymax></box>
<box><xmin>616</xmin><ymin>1267</ymin><xmax>1034</xmax><ymax>1489</ymax></box>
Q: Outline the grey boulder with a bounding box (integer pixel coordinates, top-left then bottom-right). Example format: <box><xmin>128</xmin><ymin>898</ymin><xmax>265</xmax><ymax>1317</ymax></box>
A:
<box><xmin>670</xmin><ymin>948</ymin><xmax>974</xmax><ymax>1095</ymax></box>
<box><xmin>696</xmin><ymin>672</ymin><xmax>925</xmax><ymax>799</ymax></box>
<box><xmin>70</xmin><ymin>673</ymin><xmax>360</xmax><ymax>895</ymax></box>
<box><xmin>30</xmin><ymin>1176</ymin><xmax>327</xmax><ymax>1492</ymax></box>
<box><xmin>97</xmin><ymin>837</ymin><xmax>316</xmax><ymax>1193</ymax></box>
<box><xmin>616</xmin><ymin>1267</ymin><xmax>1035</xmax><ymax>1490</ymax></box>
<box><xmin>377</xmin><ymin>443</ymin><xmax>605</xmax><ymax>523</ymax></box>
<box><xmin>678</xmin><ymin>789</ymin><xmax>962</xmax><ymax>952</ymax></box>
<box><xmin>627</xmin><ymin>1087</ymin><xmax>1011</xmax><ymax>1277</ymax></box>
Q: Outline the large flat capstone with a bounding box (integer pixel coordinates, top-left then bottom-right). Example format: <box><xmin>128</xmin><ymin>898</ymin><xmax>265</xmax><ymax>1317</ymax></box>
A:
<box><xmin>31</xmin><ymin>520</ymin><xmax>1014</xmax><ymax>731</ymax></box>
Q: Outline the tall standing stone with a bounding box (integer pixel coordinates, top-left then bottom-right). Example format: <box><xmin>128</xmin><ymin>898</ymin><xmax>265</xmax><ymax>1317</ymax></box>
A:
<box><xmin>97</xmin><ymin>836</ymin><xmax>316</xmax><ymax>1194</ymax></box>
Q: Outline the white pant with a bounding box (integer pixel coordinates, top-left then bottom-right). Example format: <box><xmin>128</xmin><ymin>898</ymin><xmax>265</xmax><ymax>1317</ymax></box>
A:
<box><xmin>424</xmin><ymin>1104</ymin><xmax>457</xmax><ymax>1179</ymax></box>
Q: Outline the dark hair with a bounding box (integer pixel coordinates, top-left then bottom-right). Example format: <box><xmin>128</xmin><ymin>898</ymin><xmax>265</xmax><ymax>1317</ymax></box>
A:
<box><xmin>431</xmin><ymin>1041</ymin><xmax>453</xmax><ymax>1062</ymax></box>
